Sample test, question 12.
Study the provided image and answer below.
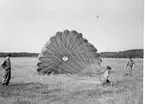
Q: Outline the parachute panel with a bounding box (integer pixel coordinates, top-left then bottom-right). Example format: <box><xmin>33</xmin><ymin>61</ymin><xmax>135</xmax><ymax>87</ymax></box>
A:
<box><xmin>37</xmin><ymin>30</ymin><xmax>101</xmax><ymax>75</ymax></box>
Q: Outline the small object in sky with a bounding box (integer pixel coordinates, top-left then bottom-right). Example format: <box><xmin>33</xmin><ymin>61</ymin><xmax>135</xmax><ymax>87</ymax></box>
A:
<box><xmin>96</xmin><ymin>15</ymin><xmax>99</xmax><ymax>18</ymax></box>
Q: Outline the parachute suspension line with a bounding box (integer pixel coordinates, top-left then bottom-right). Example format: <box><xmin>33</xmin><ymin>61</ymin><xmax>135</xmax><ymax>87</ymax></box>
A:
<box><xmin>69</xmin><ymin>34</ymin><xmax>96</xmax><ymax>76</ymax></box>
<box><xmin>44</xmin><ymin>44</ymin><xmax>61</xmax><ymax>57</ymax></box>
<box><xmin>84</xmin><ymin>46</ymin><xmax>98</xmax><ymax>74</ymax></box>
<box><xmin>63</xmin><ymin>32</ymin><xmax>68</xmax><ymax>54</ymax></box>
<box><xmin>51</xmin><ymin>43</ymin><xmax>64</xmax><ymax>57</ymax></box>
<box><xmin>72</xmin><ymin>38</ymin><xmax>96</xmax><ymax>75</ymax></box>
<box><xmin>58</xmin><ymin>39</ymin><xmax>88</xmax><ymax>76</ymax></box>
<box><xmin>88</xmin><ymin>49</ymin><xmax>98</xmax><ymax>75</ymax></box>
<box><xmin>52</xmin><ymin>34</ymin><xmax>69</xmax><ymax>56</ymax></box>
<box><xmin>53</xmin><ymin>37</ymin><xmax>64</xmax><ymax>56</ymax></box>
<box><xmin>40</xmin><ymin>61</ymin><xmax>60</xmax><ymax>69</ymax></box>
<box><xmin>70</xmin><ymin>34</ymin><xmax>93</xmax><ymax>75</ymax></box>
<box><xmin>51</xmin><ymin>37</ymin><xmax>70</xmax><ymax>58</ymax></box>
<box><xmin>38</xmin><ymin>30</ymin><xmax>100</xmax><ymax>76</ymax></box>
<box><xmin>66</xmin><ymin>32</ymin><xmax>76</xmax><ymax>53</ymax></box>
<box><xmin>49</xmin><ymin>34</ymin><xmax>85</xmax><ymax>75</ymax></box>
<box><xmin>42</xmin><ymin>48</ymin><xmax>58</xmax><ymax>57</ymax></box>
<box><xmin>69</xmin><ymin>36</ymin><xmax>89</xmax><ymax>68</ymax></box>
<box><xmin>41</xmin><ymin>51</ymin><xmax>76</xmax><ymax>74</ymax></box>
<box><xmin>54</xmin><ymin>58</ymin><xmax>76</xmax><ymax>74</ymax></box>
<box><xmin>45</xmin><ymin>46</ymin><xmax>60</xmax><ymax>57</ymax></box>
<box><xmin>61</xmin><ymin>36</ymin><xmax>90</xmax><ymax>76</ymax></box>
<box><xmin>50</xmin><ymin>39</ymin><xmax>75</xmax><ymax>74</ymax></box>
<box><xmin>49</xmin><ymin>52</ymin><xmax>83</xmax><ymax>75</ymax></box>
<box><xmin>88</xmin><ymin>50</ymin><xmax>99</xmax><ymax>74</ymax></box>
<box><xmin>64</xmin><ymin>33</ymin><xmax>89</xmax><ymax>76</ymax></box>
<box><xmin>86</xmin><ymin>49</ymin><xmax>96</xmax><ymax>73</ymax></box>
<box><xmin>49</xmin><ymin>39</ymin><xmax>79</xmax><ymax>74</ymax></box>
<box><xmin>82</xmin><ymin>43</ymin><xmax>96</xmax><ymax>75</ymax></box>
<box><xmin>58</xmin><ymin>62</ymin><xmax>82</xmax><ymax>76</ymax></box>
<box><xmin>50</xmin><ymin>38</ymin><xmax>84</xmax><ymax>75</ymax></box>
<box><xmin>82</xmin><ymin>44</ymin><xmax>95</xmax><ymax>75</ymax></box>
<box><xmin>77</xmin><ymin>44</ymin><xmax>97</xmax><ymax>75</ymax></box>
<box><xmin>49</xmin><ymin>40</ymin><xmax>65</xmax><ymax>57</ymax></box>
<box><xmin>67</xmin><ymin>41</ymin><xmax>91</xmax><ymax>76</ymax></box>
<box><xmin>69</xmin><ymin>36</ymin><xmax>92</xmax><ymax>76</ymax></box>
<box><xmin>81</xmin><ymin>43</ymin><xmax>97</xmax><ymax>74</ymax></box>
<box><xmin>44</xmin><ymin>39</ymin><xmax>85</xmax><ymax>75</ymax></box>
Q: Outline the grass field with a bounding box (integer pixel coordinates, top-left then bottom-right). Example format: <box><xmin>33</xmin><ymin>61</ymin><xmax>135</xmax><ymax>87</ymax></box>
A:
<box><xmin>0</xmin><ymin>58</ymin><xmax>143</xmax><ymax>104</ymax></box>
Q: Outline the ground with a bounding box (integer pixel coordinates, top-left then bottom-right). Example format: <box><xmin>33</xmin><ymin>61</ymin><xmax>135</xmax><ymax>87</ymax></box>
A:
<box><xmin>0</xmin><ymin>58</ymin><xmax>143</xmax><ymax>104</ymax></box>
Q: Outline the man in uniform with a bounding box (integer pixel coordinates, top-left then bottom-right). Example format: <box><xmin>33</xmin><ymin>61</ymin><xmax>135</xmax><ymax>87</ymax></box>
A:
<box><xmin>126</xmin><ymin>57</ymin><xmax>135</xmax><ymax>77</ymax></box>
<box><xmin>1</xmin><ymin>54</ymin><xmax>11</xmax><ymax>86</ymax></box>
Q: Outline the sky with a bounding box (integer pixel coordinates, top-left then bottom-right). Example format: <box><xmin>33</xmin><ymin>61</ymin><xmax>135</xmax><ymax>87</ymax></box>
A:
<box><xmin>0</xmin><ymin>0</ymin><xmax>143</xmax><ymax>53</ymax></box>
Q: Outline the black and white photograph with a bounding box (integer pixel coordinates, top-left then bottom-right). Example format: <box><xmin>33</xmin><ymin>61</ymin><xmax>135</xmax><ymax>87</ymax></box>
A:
<box><xmin>0</xmin><ymin>0</ymin><xmax>143</xmax><ymax>104</ymax></box>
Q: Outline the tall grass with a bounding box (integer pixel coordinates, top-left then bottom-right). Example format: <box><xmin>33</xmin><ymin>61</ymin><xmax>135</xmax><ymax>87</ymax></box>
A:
<box><xmin>0</xmin><ymin>58</ymin><xmax>143</xmax><ymax>104</ymax></box>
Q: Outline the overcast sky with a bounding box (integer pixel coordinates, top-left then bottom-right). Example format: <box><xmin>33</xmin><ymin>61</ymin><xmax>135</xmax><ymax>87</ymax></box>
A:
<box><xmin>0</xmin><ymin>0</ymin><xmax>143</xmax><ymax>52</ymax></box>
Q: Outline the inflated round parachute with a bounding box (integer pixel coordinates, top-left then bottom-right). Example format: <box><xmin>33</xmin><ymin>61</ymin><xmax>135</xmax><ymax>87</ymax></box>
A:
<box><xmin>37</xmin><ymin>30</ymin><xmax>101</xmax><ymax>75</ymax></box>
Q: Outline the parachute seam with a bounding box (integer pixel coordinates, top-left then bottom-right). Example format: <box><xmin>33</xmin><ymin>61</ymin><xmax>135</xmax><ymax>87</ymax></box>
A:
<box><xmin>57</xmin><ymin>32</ymin><xmax>88</xmax><ymax>74</ymax></box>
<box><xmin>45</xmin><ymin>46</ymin><xmax>61</xmax><ymax>57</ymax></box>
<box><xmin>54</xmin><ymin>37</ymin><xmax>64</xmax><ymax>56</ymax></box>
<box><xmin>49</xmin><ymin>37</ymin><xmax>81</xmax><ymax>74</ymax></box>
<box><xmin>68</xmin><ymin>34</ymin><xmax>91</xmax><ymax>76</ymax></box>
<box><xmin>51</xmin><ymin>54</ymin><xmax>81</xmax><ymax>74</ymax></box>
<box><xmin>71</xmin><ymin>38</ymin><xmax>85</xmax><ymax>51</ymax></box>
<box><xmin>50</xmin><ymin>42</ymin><xmax>64</xmax><ymax>57</ymax></box>
<box><xmin>40</xmin><ymin>61</ymin><xmax>60</xmax><ymax>69</ymax></box>
<box><xmin>82</xmin><ymin>42</ymin><xmax>96</xmax><ymax>74</ymax></box>
<box><xmin>58</xmin><ymin>37</ymin><xmax>89</xmax><ymax>75</ymax></box>
<box><xmin>44</xmin><ymin>40</ymin><xmax>81</xmax><ymax>74</ymax></box>
<box><xmin>69</xmin><ymin>36</ymin><xmax>93</xmax><ymax>75</ymax></box>
<box><xmin>67</xmin><ymin>32</ymin><xmax>76</xmax><ymax>51</ymax></box>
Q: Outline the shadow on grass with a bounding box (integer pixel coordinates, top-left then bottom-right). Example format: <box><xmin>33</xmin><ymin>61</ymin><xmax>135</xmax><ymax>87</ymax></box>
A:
<box><xmin>0</xmin><ymin>75</ymin><xmax>143</xmax><ymax>104</ymax></box>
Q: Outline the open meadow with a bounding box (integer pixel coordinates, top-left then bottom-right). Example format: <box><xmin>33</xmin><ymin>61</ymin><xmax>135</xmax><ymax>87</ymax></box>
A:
<box><xmin>0</xmin><ymin>58</ymin><xmax>143</xmax><ymax>104</ymax></box>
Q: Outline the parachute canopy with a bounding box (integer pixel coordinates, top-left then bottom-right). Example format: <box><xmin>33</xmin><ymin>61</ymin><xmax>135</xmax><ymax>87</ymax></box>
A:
<box><xmin>37</xmin><ymin>30</ymin><xmax>101</xmax><ymax>75</ymax></box>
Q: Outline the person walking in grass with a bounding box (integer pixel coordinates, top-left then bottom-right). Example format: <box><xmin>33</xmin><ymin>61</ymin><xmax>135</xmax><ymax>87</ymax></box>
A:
<box><xmin>126</xmin><ymin>57</ymin><xmax>135</xmax><ymax>77</ymax></box>
<box><xmin>1</xmin><ymin>54</ymin><xmax>11</xmax><ymax>86</ymax></box>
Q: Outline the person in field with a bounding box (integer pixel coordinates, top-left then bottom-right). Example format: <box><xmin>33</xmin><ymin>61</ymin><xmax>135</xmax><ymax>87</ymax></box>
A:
<box><xmin>102</xmin><ymin>66</ymin><xmax>112</xmax><ymax>85</ymax></box>
<box><xmin>98</xmin><ymin>65</ymin><xmax>112</xmax><ymax>86</ymax></box>
<box><xmin>1</xmin><ymin>54</ymin><xmax>11</xmax><ymax>86</ymax></box>
<box><xmin>126</xmin><ymin>57</ymin><xmax>135</xmax><ymax>77</ymax></box>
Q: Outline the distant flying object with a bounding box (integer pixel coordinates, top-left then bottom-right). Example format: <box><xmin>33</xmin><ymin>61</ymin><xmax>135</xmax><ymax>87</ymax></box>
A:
<box><xmin>96</xmin><ymin>15</ymin><xmax>99</xmax><ymax>18</ymax></box>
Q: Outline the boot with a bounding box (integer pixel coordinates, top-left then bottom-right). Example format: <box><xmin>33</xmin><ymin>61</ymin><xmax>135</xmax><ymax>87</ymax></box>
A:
<box><xmin>2</xmin><ymin>83</ymin><xmax>5</xmax><ymax>86</ymax></box>
<box><xmin>5</xmin><ymin>83</ymin><xmax>8</xmax><ymax>86</ymax></box>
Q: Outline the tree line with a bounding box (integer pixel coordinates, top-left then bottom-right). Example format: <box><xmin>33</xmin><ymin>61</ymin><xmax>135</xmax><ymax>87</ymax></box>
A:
<box><xmin>0</xmin><ymin>49</ymin><xmax>143</xmax><ymax>58</ymax></box>
<box><xmin>0</xmin><ymin>52</ymin><xmax>38</xmax><ymax>57</ymax></box>
<box><xmin>99</xmin><ymin>49</ymin><xmax>143</xmax><ymax>58</ymax></box>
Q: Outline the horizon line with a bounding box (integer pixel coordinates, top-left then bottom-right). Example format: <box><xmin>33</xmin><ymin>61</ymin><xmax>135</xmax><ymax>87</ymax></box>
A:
<box><xmin>0</xmin><ymin>48</ymin><xmax>143</xmax><ymax>53</ymax></box>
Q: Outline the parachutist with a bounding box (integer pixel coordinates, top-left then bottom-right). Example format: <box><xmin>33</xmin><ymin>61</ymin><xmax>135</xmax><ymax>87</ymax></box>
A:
<box><xmin>96</xmin><ymin>15</ymin><xmax>99</xmax><ymax>18</ymax></box>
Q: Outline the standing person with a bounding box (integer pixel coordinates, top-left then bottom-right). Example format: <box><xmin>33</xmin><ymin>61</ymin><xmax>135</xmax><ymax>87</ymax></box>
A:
<box><xmin>126</xmin><ymin>57</ymin><xmax>135</xmax><ymax>77</ymax></box>
<box><xmin>1</xmin><ymin>54</ymin><xmax>11</xmax><ymax>86</ymax></box>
